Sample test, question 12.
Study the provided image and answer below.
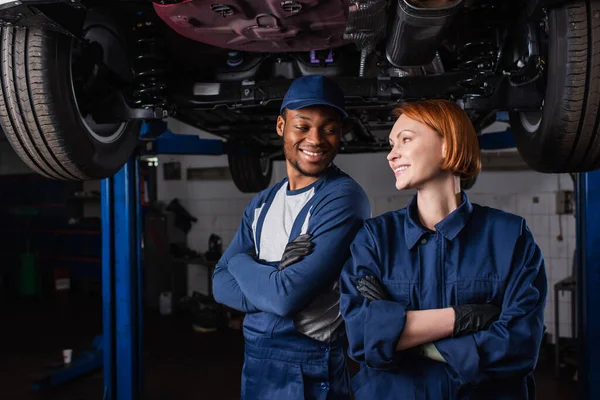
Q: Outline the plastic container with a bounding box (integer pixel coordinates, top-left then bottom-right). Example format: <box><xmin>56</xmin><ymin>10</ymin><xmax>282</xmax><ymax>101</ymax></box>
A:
<box><xmin>159</xmin><ymin>292</ymin><xmax>172</xmax><ymax>315</ymax></box>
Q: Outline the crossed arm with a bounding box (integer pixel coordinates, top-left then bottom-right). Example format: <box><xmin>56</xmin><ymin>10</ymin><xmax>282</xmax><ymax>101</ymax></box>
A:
<box><xmin>213</xmin><ymin>185</ymin><xmax>371</xmax><ymax>317</ymax></box>
<box><xmin>211</xmin><ymin>199</ymin><xmax>261</xmax><ymax>313</ymax></box>
<box><xmin>339</xmin><ymin>227</ymin><xmax>456</xmax><ymax>369</ymax></box>
<box><xmin>339</xmin><ymin>222</ymin><xmax>547</xmax><ymax>385</ymax></box>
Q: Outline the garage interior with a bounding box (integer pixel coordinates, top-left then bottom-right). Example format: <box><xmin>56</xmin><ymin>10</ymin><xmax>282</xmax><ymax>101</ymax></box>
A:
<box><xmin>0</xmin><ymin>0</ymin><xmax>599</xmax><ymax>399</ymax></box>
<box><xmin>0</xmin><ymin>116</ymin><xmax>594</xmax><ymax>400</ymax></box>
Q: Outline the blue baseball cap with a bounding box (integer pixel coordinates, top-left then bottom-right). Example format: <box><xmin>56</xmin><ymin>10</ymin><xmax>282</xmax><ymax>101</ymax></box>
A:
<box><xmin>280</xmin><ymin>75</ymin><xmax>348</xmax><ymax>119</ymax></box>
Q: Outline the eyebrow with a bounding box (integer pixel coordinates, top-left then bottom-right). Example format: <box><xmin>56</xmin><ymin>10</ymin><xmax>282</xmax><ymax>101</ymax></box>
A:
<box><xmin>292</xmin><ymin>115</ymin><xmax>341</xmax><ymax>124</ymax></box>
<box><xmin>293</xmin><ymin>115</ymin><xmax>312</xmax><ymax>121</ymax></box>
<box><xmin>390</xmin><ymin>129</ymin><xmax>415</xmax><ymax>140</ymax></box>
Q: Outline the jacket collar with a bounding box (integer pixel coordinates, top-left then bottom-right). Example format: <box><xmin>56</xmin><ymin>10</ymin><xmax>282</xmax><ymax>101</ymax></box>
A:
<box><xmin>404</xmin><ymin>191</ymin><xmax>473</xmax><ymax>249</ymax></box>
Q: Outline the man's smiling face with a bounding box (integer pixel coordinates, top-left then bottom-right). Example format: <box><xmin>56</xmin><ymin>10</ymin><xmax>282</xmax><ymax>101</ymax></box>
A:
<box><xmin>276</xmin><ymin>105</ymin><xmax>343</xmax><ymax>178</ymax></box>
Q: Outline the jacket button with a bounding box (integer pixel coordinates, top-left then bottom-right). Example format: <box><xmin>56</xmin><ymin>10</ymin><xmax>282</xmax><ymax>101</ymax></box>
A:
<box><xmin>320</xmin><ymin>382</ymin><xmax>329</xmax><ymax>390</ymax></box>
<box><xmin>320</xmin><ymin>344</ymin><xmax>329</xmax><ymax>352</ymax></box>
<box><xmin>420</xmin><ymin>238</ymin><xmax>427</xmax><ymax>245</ymax></box>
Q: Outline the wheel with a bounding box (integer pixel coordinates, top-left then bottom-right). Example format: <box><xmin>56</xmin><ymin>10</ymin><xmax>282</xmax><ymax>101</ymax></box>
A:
<box><xmin>227</xmin><ymin>150</ymin><xmax>273</xmax><ymax>193</ymax></box>
<box><xmin>510</xmin><ymin>0</ymin><xmax>600</xmax><ymax>173</ymax></box>
<box><xmin>0</xmin><ymin>9</ymin><xmax>140</xmax><ymax>180</ymax></box>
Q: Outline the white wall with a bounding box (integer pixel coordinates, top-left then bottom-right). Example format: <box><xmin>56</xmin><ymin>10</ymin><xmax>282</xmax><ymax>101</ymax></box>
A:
<box><xmin>153</xmin><ymin>119</ymin><xmax>577</xmax><ymax>343</ymax></box>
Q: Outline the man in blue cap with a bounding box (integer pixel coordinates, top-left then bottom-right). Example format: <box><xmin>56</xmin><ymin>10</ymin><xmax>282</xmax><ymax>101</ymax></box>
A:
<box><xmin>212</xmin><ymin>75</ymin><xmax>371</xmax><ymax>399</ymax></box>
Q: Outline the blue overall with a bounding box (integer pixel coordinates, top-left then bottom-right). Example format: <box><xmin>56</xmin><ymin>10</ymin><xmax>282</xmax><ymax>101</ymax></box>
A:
<box><xmin>213</xmin><ymin>166</ymin><xmax>371</xmax><ymax>399</ymax></box>
<box><xmin>339</xmin><ymin>192</ymin><xmax>547</xmax><ymax>399</ymax></box>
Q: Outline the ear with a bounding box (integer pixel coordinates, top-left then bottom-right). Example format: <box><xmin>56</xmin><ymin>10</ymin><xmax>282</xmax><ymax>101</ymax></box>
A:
<box><xmin>276</xmin><ymin>115</ymin><xmax>285</xmax><ymax>137</ymax></box>
<box><xmin>441</xmin><ymin>140</ymin><xmax>447</xmax><ymax>158</ymax></box>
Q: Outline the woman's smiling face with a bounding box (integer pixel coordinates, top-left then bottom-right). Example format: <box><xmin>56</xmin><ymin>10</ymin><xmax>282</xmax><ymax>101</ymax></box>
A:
<box><xmin>387</xmin><ymin>113</ymin><xmax>447</xmax><ymax>191</ymax></box>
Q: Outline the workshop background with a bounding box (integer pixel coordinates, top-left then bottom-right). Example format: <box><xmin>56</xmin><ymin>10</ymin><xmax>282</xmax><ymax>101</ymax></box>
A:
<box><xmin>0</xmin><ymin>119</ymin><xmax>578</xmax><ymax>399</ymax></box>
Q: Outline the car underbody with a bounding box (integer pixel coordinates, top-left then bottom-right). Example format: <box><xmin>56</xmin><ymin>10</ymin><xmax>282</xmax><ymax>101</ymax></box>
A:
<box><xmin>1</xmin><ymin>0</ymin><xmax>596</xmax><ymax>191</ymax></box>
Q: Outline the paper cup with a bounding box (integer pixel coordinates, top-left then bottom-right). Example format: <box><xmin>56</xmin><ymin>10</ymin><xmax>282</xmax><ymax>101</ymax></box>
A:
<box><xmin>63</xmin><ymin>349</ymin><xmax>73</xmax><ymax>365</ymax></box>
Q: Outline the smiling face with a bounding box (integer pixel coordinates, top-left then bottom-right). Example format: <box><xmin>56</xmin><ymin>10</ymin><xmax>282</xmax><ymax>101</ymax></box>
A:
<box><xmin>276</xmin><ymin>105</ymin><xmax>342</xmax><ymax>188</ymax></box>
<box><xmin>387</xmin><ymin>113</ymin><xmax>447</xmax><ymax>191</ymax></box>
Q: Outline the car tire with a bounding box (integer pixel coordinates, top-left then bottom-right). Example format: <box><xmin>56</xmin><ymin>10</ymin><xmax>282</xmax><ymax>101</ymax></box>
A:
<box><xmin>228</xmin><ymin>151</ymin><xmax>273</xmax><ymax>193</ymax></box>
<box><xmin>510</xmin><ymin>0</ymin><xmax>600</xmax><ymax>173</ymax></box>
<box><xmin>0</xmin><ymin>10</ymin><xmax>140</xmax><ymax>180</ymax></box>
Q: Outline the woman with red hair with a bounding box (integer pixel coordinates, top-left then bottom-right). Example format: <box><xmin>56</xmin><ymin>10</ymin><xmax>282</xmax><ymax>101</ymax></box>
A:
<box><xmin>339</xmin><ymin>100</ymin><xmax>547</xmax><ymax>399</ymax></box>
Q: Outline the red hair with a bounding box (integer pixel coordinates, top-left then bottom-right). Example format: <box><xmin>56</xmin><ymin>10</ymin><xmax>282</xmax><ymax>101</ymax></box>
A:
<box><xmin>393</xmin><ymin>100</ymin><xmax>481</xmax><ymax>178</ymax></box>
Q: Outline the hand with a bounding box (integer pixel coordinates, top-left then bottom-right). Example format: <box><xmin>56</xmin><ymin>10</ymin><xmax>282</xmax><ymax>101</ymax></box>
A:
<box><xmin>451</xmin><ymin>303</ymin><xmax>501</xmax><ymax>337</ymax></box>
<box><xmin>279</xmin><ymin>234</ymin><xmax>314</xmax><ymax>270</ymax></box>
<box><xmin>356</xmin><ymin>275</ymin><xmax>391</xmax><ymax>302</ymax></box>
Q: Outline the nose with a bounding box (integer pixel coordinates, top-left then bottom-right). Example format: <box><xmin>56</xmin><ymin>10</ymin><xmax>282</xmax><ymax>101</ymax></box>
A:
<box><xmin>306</xmin><ymin>127</ymin><xmax>324</xmax><ymax>146</ymax></box>
<box><xmin>387</xmin><ymin>144</ymin><xmax>399</xmax><ymax>162</ymax></box>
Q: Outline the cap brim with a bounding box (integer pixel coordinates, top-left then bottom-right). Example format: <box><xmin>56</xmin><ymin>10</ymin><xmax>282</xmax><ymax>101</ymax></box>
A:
<box><xmin>283</xmin><ymin>99</ymin><xmax>348</xmax><ymax>119</ymax></box>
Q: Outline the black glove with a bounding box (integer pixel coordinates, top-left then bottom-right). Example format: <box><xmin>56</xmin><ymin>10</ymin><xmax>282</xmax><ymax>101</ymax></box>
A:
<box><xmin>279</xmin><ymin>234</ymin><xmax>314</xmax><ymax>270</ymax></box>
<box><xmin>452</xmin><ymin>303</ymin><xmax>501</xmax><ymax>337</ymax></box>
<box><xmin>356</xmin><ymin>275</ymin><xmax>391</xmax><ymax>302</ymax></box>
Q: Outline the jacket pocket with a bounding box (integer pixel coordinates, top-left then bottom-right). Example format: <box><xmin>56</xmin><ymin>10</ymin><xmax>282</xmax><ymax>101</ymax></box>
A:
<box><xmin>382</xmin><ymin>279</ymin><xmax>411</xmax><ymax>306</ymax></box>
<box><xmin>457</xmin><ymin>279</ymin><xmax>503</xmax><ymax>305</ymax></box>
<box><xmin>241</xmin><ymin>353</ymin><xmax>305</xmax><ymax>400</ymax></box>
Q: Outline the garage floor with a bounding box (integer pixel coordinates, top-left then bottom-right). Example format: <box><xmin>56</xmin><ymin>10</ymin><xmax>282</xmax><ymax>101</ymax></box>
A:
<box><xmin>1</xmin><ymin>294</ymin><xmax>578</xmax><ymax>400</ymax></box>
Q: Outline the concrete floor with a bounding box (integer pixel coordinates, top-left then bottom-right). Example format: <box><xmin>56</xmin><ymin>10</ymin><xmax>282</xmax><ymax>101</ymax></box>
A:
<box><xmin>0</xmin><ymin>294</ymin><xmax>578</xmax><ymax>400</ymax></box>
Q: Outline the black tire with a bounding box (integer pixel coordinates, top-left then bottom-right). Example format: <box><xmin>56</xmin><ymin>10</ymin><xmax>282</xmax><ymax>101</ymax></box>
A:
<box><xmin>510</xmin><ymin>0</ymin><xmax>600</xmax><ymax>173</ymax></box>
<box><xmin>0</xmin><ymin>11</ymin><xmax>140</xmax><ymax>180</ymax></box>
<box><xmin>228</xmin><ymin>151</ymin><xmax>273</xmax><ymax>193</ymax></box>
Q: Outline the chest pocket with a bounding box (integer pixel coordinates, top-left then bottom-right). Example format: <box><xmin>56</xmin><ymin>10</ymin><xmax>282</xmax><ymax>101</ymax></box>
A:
<box><xmin>457</xmin><ymin>278</ymin><xmax>504</xmax><ymax>306</ymax></box>
<box><xmin>382</xmin><ymin>279</ymin><xmax>411</xmax><ymax>306</ymax></box>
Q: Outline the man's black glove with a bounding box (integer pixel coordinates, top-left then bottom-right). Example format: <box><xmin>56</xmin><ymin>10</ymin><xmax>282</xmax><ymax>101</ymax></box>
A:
<box><xmin>356</xmin><ymin>275</ymin><xmax>391</xmax><ymax>302</ymax></box>
<box><xmin>279</xmin><ymin>234</ymin><xmax>314</xmax><ymax>270</ymax></box>
<box><xmin>452</xmin><ymin>303</ymin><xmax>501</xmax><ymax>337</ymax></box>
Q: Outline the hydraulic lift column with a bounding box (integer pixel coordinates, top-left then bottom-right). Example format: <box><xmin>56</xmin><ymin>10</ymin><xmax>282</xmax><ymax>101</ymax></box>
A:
<box><xmin>576</xmin><ymin>171</ymin><xmax>600</xmax><ymax>400</ymax></box>
<box><xmin>100</xmin><ymin>120</ymin><xmax>225</xmax><ymax>400</ymax></box>
<box><xmin>102</xmin><ymin>157</ymin><xmax>144</xmax><ymax>400</ymax></box>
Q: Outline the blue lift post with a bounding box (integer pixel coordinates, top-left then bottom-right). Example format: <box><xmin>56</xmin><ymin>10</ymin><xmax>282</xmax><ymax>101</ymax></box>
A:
<box><xmin>99</xmin><ymin>121</ymin><xmax>228</xmax><ymax>399</ymax></box>
<box><xmin>576</xmin><ymin>171</ymin><xmax>600</xmax><ymax>400</ymax></box>
<box><xmin>32</xmin><ymin>159</ymin><xmax>145</xmax><ymax>395</ymax></box>
<box><xmin>102</xmin><ymin>157</ymin><xmax>144</xmax><ymax>400</ymax></box>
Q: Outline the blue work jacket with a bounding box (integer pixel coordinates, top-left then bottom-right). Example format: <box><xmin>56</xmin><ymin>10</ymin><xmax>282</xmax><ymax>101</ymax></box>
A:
<box><xmin>340</xmin><ymin>192</ymin><xmax>547</xmax><ymax>399</ymax></box>
<box><xmin>212</xmin><ymin>165</ymin><xmax>371</xmax><ymax>339</ymax></box>
<box><xmin>212</xmin><ymin>166</ymin><xmax>371</xmax><ymax>399</ymax></box>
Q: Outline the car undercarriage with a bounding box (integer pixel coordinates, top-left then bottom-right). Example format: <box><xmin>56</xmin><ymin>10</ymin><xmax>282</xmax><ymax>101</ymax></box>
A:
<box><xmin>0</xmin><ymin>0</ymin><xmax>596</xmax><ymax>192</ymax></box>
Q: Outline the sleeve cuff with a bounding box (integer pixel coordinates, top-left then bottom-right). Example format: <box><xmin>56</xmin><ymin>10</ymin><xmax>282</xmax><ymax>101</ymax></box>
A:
<box><xmin>434</xmin><ymin>334</ymin><xmax>485</xmax><ymax>385</ymax></box>
<box><xmin>364</xmin><ymin>300</ymin><xmax>407</xmax><ymax>369</ymax></box>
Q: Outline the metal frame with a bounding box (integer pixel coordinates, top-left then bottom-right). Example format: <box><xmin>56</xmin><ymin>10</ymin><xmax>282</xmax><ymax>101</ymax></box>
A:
<box><xmin>102</xmin><ymin>158</ymin><xmax>144</xmax><ymax>400</ymax></box>
<box><xmin>101</xmin><ymin>122</ymin><xmax>228</xmax><ymax>399</ymax></box>
<box><xmin>32</xmin><ymin>336</ymin><xmax>103</xmax><ymax>391</ymax></box>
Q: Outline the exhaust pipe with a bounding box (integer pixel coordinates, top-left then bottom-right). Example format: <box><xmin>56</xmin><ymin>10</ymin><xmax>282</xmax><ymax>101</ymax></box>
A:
<box><xmin>385</xmin><ymin>0</ymin><xmax>463</xmax><ymax>67</ymax></box>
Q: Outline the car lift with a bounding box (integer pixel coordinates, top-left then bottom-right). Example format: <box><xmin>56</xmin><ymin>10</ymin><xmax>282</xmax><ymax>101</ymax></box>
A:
<box><xmin>32</xmin><ymin>118</ymin><xmax>600</xmax><ymax>399</ymax></box>
<box><xmin>575</xmin><ymin>172</ymin><xmax>600</xmax><ymax>400</ymax></box>
<box><xmin>101</xmin><ymin>120</ymin><xmax>229</xmax><ymax>400</ymax></box>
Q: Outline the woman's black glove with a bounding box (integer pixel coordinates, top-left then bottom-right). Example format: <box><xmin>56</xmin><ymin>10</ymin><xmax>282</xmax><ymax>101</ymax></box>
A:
<box><xmin>355</xmin><ymin>276</ymin><xmax>500</xmax><ymax>336</ymax></box>
<box><xmin>356</xmin><ymin>275</ymin><xmax>391</xmax><ymax>301</ymax></box>
<box><xmin>452</xmin><ymin>303</ymin><xmax>501</xmax><ymax>337</ymax></box>
<box><xmin>279</xmin><ymin>234</ymin><xmax>314</xmax><ymax>270</ymax></box>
